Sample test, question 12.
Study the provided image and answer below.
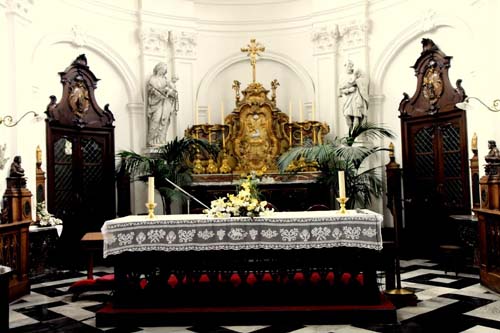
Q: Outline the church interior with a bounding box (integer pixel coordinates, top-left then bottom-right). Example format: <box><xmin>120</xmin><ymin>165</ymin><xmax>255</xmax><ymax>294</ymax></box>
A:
<box><xmin>1</xmin><ymin>0</ymin><xmax>500</xmax><ymax>332</ymax></box>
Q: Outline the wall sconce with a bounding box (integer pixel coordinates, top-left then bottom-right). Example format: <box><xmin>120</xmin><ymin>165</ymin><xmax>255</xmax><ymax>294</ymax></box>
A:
<box><xmin>456</xmin><ymin>97</ymin><xmax>500</xmax><ymax>112</ymax></box>
<box><xmin>0</xmin><ymin>111</ymin><xmax>39</xmax><ymax>127</ymax></box>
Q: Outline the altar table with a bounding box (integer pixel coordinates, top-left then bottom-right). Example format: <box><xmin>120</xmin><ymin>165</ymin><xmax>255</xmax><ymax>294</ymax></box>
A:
<box><xmin>97</xmin><ymin>210</ymin><xmax>395</xmax><ymax>326</ymax></box>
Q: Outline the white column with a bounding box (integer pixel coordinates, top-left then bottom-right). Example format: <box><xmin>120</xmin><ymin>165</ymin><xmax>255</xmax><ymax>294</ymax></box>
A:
<box><xmin>169</xmin><ymin>30</ymin><xmax>197</xmax><ymax>141</ymax></box>
<box><xmin>311</xmin><ymin>24</ymin><xmax>340</xmax><ymax>135</ymax></box>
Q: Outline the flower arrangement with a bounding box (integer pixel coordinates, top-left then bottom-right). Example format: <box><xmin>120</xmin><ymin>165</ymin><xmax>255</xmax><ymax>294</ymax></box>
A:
<box><xmin>36</xmin><ymin>201</ymin><xmax>63</xmax><ymax>227</ymax></box>
<box><xmin>204</xmin><ymin>176</ymin><xmax>274</xmax><ymax>218</ymax></box>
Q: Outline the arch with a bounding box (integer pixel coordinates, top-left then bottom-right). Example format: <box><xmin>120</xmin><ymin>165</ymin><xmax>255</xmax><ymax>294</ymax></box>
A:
<box><xmin>371</xmin><ymin>13</ymin><xmax>475</xmax><ymax>95</ymax></box>
<box><xmin>196</xmin><ymin>50</ymin><xmax>315</xmax><ymax>106</ymax></box>
<box><xmin>32</xmin><ymin>33</ymin><xmax>139</xmax><ymax>102</ymax></box>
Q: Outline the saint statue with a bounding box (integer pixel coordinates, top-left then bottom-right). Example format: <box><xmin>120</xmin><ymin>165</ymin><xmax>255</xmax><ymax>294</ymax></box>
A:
<box><xmin>146</xmin><ymin>62</ymin><xmax>178</xmax><ymax>146</ymax></box>
<box><xmin>9</xmin><ymin>155</ymin><xmax>25</xmax><ymax>178</ymax></box>
<box><xmin>339</xmin><ymin>60</ymin><xmax>369</xmax><ymax>133</ymax></box>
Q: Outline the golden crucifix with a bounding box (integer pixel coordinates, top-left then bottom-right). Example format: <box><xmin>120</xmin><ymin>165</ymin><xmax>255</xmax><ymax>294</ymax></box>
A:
<box><xmin>241</xmin><ymin>38</ymin><xmax>265</xmax><ymax>83</ymax></box>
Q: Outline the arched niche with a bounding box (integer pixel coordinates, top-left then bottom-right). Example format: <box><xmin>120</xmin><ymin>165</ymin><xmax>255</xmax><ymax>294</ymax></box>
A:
<box><xmin>197</xmin><ymin>52</ymin><xmax>315</xmax><ymax>123</ymax></box>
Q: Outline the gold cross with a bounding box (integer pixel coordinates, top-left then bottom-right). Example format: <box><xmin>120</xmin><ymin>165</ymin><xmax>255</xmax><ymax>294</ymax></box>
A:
<box><xmin>241</xmin><ymin>38</ymin><xmax>265</xmax><ymax>83</ymax></box>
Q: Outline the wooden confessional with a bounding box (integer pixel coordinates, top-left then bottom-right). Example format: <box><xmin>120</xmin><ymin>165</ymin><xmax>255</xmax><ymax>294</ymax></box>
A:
<box><xmin>398</xmin><ymin>39</ymin><xmax>470</xmax><ymax>255</ymax></box>
<box><xmin>46</xmin><ymin>54</ymin><xmax>116</xmax><ymax>265</ymax></box>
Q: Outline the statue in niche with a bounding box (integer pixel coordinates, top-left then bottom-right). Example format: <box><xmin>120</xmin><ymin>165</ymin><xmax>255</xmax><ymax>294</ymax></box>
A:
<box><xmin>68</xmin><ymin>75</ymin><xmax>90</xmax><ymax>118</ymax></box>
<box><xmin>339</xmin><ymin>60</ymin><xmax>369</xmax><ymax>133</ymax></box>
<box><xmin>146</xmin><ymin>62</ymin><xmax>178</xmax><ymax>146</ymax></box>
<box><xmin>9</xmin><ymin>155</ymin><xmax>25</xmax><ymax>178</ymax></box>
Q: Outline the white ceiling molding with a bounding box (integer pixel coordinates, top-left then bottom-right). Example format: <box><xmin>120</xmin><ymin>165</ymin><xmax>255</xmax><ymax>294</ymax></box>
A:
<box><xmin>140</xmin><ymin>27</ymin><xmax>170</xmax><ymax>57</ymax></box>
<box><xmin>311</xmin><ymin>24</ymin><xmax>340</xmax><ymax>55</ymax></box>
<box><xmin>32</xmin><ymin>32</ymin><xmax>140</xmax><ymax>103</ymax></box>
<box><xmin>170</xmin><ymin>31</ymin><xmax>197</xmax><ymax>59</ymax></box>
<box><xmin>371</xmin><ymin>13</ymin><xmax>475</xmax><ymax>95</ymax></box>
<box><xmin>5</xmin><ymin>0</ymin><xmax>34</xmax><ymax>23</ymax></box>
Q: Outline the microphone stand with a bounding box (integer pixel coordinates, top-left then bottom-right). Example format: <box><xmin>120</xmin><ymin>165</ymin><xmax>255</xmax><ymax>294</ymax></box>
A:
<box><xmin>164</xmin><ymin>177</ymin><xmax>209</xmax><ymax>213</ymax></box>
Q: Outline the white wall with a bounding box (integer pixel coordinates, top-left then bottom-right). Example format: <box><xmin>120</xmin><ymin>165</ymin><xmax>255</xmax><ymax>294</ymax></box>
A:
<box><xmin>1</xmin><ymin>0</ymin><xmax>498</xmax><ymax>224</ymax></box>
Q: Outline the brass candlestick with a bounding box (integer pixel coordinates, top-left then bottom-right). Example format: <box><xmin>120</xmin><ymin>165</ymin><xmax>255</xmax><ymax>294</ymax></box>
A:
<box><xmin>146</xmin><ymin>202</ymin><xmax>157</xmax><ymax>219</ymax></box>
<box><xmin>336</xmin><ymin>197</ymin><xmax>349</xmax><ymax>214</ymax></box>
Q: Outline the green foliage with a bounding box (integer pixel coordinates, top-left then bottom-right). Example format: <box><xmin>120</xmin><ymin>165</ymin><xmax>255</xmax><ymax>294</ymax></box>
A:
<box><xmin>278</xmin><ymin>121</ymin><xmax>395</xmax><ymax>208</ymax></box>
<box><xmin>117</xmin><ymin>137</ymin><xmax>218</xmax><ymax>213</ymax></box>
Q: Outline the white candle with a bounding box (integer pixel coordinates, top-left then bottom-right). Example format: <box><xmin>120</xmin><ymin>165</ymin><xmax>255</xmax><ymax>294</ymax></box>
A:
<box><xmin>207</xmin><ymin>105</ymin><xmax>211</xmax><ymax>124</ymax></box>
<box><xmin>220</xmin><ymin>101</ymin><xmax>224</xmax><ymax>125</ymax></box>
<box><xmin>148</xmin><ymin>177</ymin><xmax>155</xmax><ymax>204</ymax></box>
<box><xmin>312</xmin><ymin>102</ymin><xmax>316</xmax><ymax>121</ymax></box>
<box><xmin>289</xmin><ymin>100</ymin><xmax>292</xmax><ymax>123</ymax></box>
<box><xmin>338</xmin><ymin>170</ymin><xmax>346</xmax><ymax>198</ymax></box>
<box><xmin>299</xmin><ymin>99</ymin><xmax>303</xmax><ymax>122</ymax></box>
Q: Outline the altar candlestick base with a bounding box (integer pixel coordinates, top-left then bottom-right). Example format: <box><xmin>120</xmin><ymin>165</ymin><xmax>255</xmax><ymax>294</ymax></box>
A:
<box><xmin>146</xmin><ymin>202</ymin><xmax>157</xmax><ymax>219</ymax></box>
<box><xmin>336</xmin><ymin>197</ymin><xmax>349</xmax><ymax>214</ymax></box>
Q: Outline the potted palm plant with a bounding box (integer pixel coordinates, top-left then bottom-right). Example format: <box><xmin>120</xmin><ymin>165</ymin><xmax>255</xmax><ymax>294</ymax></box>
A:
<box><xmin>278</xmin><ymin>122</ymin><xmax>395</xmax><ymax>209</ymax></box>
<box><xmin>117</xmin><ymin>137</ymin><xmax>217</xmax><ymax>214</ymax></box>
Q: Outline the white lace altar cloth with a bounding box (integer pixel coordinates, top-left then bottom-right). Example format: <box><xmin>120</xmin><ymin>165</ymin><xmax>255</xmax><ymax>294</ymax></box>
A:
<box><xmin>101</xmin><ymin>210</ymin><xmax>383</xmax><ymax>258</ymax></box>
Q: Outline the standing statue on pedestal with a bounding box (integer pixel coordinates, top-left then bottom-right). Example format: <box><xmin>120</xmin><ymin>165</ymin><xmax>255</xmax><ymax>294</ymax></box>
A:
<box><xmin>146</xmin><ymin>62</ymin><xmax>178</xmax><ymax>146</ymax></box>
<box><xmin>339</xmin><ymin>60</ymin><xmax>369</xmax><ymax>133</ymax></box>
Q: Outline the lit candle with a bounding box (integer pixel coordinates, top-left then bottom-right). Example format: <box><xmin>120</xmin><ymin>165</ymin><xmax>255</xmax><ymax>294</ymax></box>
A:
<box><xmin>312</xmin><ymin>102</ymin><xmax>316</xmax><ymax>121</ymax></box>
<box><xmin>207</xmin><ymin>105</ymin><xmax>211</xmax><ymax>124</ymax></box>
<box><xmin>338</xmin><ymin>170</ymin><xmax>346</xmax><ymax>198</ymax></box>
<box><xmin>299</xmin><ymin>99</ymin><xmax>303</xmax><ymax>122</ymax></box>
<box><xmin>148</xmin><ymin>177</ymin><xmax>155</xmax><ymax>204</ymax></box>
<box><xmin>36</xmin><ymin>145</ymin><xmax>42</xmax><ymax>163</ymax></box>
<box><xmin>288</xmin><ymin>100</ymin><xmax>292</xmax><ymax>123</ymax></box>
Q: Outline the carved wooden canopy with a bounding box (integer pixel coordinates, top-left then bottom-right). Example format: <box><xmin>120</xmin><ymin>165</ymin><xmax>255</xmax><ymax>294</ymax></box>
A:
<box><xmin>46</xmin><ymin>54</ymin><xmax>114</xmax><ymax>129</ymax></box>
<box><xmin>398</xmin><ymin>38</ymin><xmax>467</xmax><ymax>117</ymax></box>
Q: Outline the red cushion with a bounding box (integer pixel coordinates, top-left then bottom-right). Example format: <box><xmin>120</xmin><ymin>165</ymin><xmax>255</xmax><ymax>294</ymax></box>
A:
<box><xmin>341</xmin><ymin>272</ymin><xmax>351</xmax><ymax>284</ymax></box>
<box><xmin>325</xmin><ymin>272</ymin><xmax>335</xmax><ymax>285</ymax></box>
<box><xmin>230</xmin><ymin>273</ymin><xmax>242</xmax><ymax>287</ymax></box>
<box><xmin>246</xmin><ymin>273</ymin><xmax>257</xmax><ymax>286</ymax></box>
<box><xmin>167</xmin><ymin>274</ymin><xmax>178</xmax><ymax>288</ymax></box>
<box><xmin>199</xmin><ymin>274</ymin><xmax>210</xmax><ymax>283</ymax></box>
<box><xmin>293</xmin><ymin>272</ymin><xmax>305</xmax><ymax>285</ymax></box>
<box><xmin>68</xmin><ymin>279</ymin><xmax>96</xmax><ymax>293</ymax></box>
<box><xmin>356</xmin><ymin>273</ymin><xmax>364</xmax><ymax>285</ymax></box>
<box><xmin>310</xmin><ymin>272</ymin><xmax>321</xmax><ymax>284</ymax></box>
<box><xmin>96</xmin><ymin>274</ymin><xmax>114</xmax><ymax>283</ymax></box>
<box><xmin>262</xmin><ymin>272</ymin><xmax>273</xmax><ymax>282</ymax></box>
<box><xmin>139</xmin><ymin>278</ymin><xmax>148</xmax><ymax>289</ymax></box>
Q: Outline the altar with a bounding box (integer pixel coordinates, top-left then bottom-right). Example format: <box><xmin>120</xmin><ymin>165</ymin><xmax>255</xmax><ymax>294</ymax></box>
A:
<box><xmin>96</xmin><ymin>210</ymin><xmax>396</xmax><ymax>327</ymax></box>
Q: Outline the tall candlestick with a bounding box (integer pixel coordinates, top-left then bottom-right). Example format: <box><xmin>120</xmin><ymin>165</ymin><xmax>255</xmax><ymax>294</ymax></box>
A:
<box><xmin>288</xmin><ymin>100</ymin><xmax>292</xmax><ymax>123</ymax></box>
<box><xmin>299</xmin><ymin>99</ymin><xmax>303</xmax><ymax>122</ymax></box>
<box><xmin>222</xmin><ymin>130</ymin><xmax>225</xmax><ymax>148</ymax></box>
<box><xmin>148</xmin><ymin>177</ymin><xmax>155</xmax><ymax>204</ymax></box>
<box><xmin>338</xmin><ymin>170</ymin><xmax>346</xmax><ymax>198</ymax></box>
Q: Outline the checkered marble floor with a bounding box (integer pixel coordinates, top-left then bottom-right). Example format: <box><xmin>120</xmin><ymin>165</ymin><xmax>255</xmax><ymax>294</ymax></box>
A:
<box><xmin>8</xmin><ymin>260</ymin><xmax>500</xmax><ymax>333</ymax></box>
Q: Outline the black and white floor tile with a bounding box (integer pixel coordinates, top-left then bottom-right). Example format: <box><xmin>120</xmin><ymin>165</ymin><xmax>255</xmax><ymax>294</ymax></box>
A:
<box><xmin>8</xmin><ymin>260</ymin><xmax>500</xmax><ymax>333</ymax></box>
